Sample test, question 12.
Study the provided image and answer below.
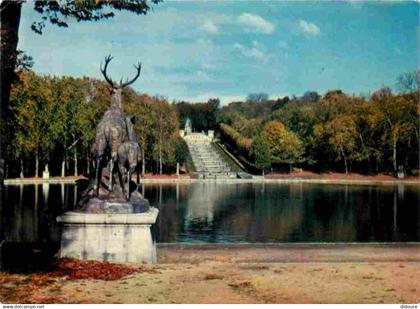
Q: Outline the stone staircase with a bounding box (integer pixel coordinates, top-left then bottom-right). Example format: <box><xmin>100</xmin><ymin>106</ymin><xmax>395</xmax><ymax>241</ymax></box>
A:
<box><xmin>186</xmin><ymin>141</ymin><xmax>237</xmax><ymax>179</ymax></box>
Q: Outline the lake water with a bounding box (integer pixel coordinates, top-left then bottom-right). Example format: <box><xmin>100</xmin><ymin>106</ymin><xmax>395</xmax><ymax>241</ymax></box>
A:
<box><xmin>1</xmin><ymin>182</ymin><xmax>419</xmax><ymax>245</ymax></box>
<box><xmin>1</xmin><ymin>182</ymin><xmax>419</xmax><ymax>271</ymax></box>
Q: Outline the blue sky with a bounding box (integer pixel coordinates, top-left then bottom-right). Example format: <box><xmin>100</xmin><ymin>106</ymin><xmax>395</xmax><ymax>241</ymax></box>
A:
<box><xmin>18</xmin><ymin>1</ymin><xmax>419</xmax><ymax>104</ymax></box>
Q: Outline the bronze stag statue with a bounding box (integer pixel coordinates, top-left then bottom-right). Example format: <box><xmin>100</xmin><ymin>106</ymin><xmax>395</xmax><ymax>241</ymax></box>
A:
<box><xmin>94</xmin><ymin>55</ymin><xmax>141</xmax><ymax>195</ymax></box>
<box><xmin>76</xmin><ymin>56</ymin><xmax>149</xmax><ymax>214</ymax></box>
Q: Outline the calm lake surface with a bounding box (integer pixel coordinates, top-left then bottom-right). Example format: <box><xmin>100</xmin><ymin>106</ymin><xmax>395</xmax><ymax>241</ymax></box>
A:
<box><xmin>1</xmin><ymin>182</ymin><xmax>419</xmax><ymax>245</ymax></box>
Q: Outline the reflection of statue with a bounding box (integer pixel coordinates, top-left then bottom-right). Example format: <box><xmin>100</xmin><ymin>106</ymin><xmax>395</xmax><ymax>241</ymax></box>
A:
<box><xmin>77</xmin><ymin>55</ymin><xmax>148</xmax><ymax>213</ymax></box>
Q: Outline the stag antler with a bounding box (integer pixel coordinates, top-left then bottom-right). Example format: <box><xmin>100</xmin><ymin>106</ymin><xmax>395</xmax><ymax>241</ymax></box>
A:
<box><xmin>120</xmin><ymin>62</ymin><xmax>142</xmax><ymax>88</ymax></box>
<box><xmin>100</xmin><ymin>55</ymin><xmax>115</xmax><ymax>87</ymax></box>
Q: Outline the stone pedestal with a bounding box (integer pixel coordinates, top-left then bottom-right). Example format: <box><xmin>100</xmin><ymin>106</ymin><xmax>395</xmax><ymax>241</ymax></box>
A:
<box><xmin>57</xmin><ymin>207</ymin><xmax>159</xmax><ymax>264</ymax></box>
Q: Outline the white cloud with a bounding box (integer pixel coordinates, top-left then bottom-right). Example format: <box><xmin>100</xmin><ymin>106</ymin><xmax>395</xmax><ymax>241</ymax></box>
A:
<box><xmin>234</xmin><ymin>41</ymin><xmax>267</xmax><ymax>62</ymax></box>
<box><xmin>237</xmin><ymin>13</ymin><xmax>275</xmax><ymax>34</ymax></box>
<box><xmin>298</xmin><ymin>20</ymin><xmax>320</xmax><ymax>36</ymax></box>
<box><xmin>200</xmin><ymin>20</ymin><xmax>218</xmax><ymax>34</ymax></box>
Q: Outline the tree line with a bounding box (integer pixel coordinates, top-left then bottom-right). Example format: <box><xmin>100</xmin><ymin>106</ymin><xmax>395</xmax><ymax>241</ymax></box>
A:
<box><xmin>5</xmin><ymin>71</ymin><xmax>189</xmax><ymax>178</ymax></box>
<box><xmin>5</xmin><ymin>69</ymin><xmax>418</xmax><ymax>178</ymax></box>
<box><xmin>219</xmin><ymin>71</ymin><xmax>419</xmax><ymax>175</ymax></box>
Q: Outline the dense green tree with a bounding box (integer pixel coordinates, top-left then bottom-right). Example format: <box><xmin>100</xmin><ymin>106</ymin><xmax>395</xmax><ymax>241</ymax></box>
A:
<box><xmin>300</xmin><ymin>91</ymin><xmax>320</xmax><ymax>103</ymax></box>
<box><xmin>173</xmin><ymin>136</ymin><xmax>189</xmax><ymax>176</ymax></box>
<box><xmin>175</xmin><ymin>98</ymin><xmax>220</xmax><ymax>131</ymax></box>
<box><xmin>250</xmin><ymin>135</ymin><xmax>271</xmax><ymax>175</ymax></box>
<box><xmin>271</xmin><ymin>96</ymin><xmax>290</xmax><ymax>110</ymax></box>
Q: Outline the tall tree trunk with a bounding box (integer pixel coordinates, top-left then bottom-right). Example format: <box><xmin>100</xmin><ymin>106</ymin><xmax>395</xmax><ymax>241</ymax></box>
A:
<box><xmin>342</xmin><ymin>153</ymin><xmax>348</xmax><ymax>175</ymax></box>
<box><xmin>141</xmin><ymin>148</ymin><xmax>145</xmax><ymax>176</ymax></box>
<box><xmin>20</xmin><ymin>157</ymin><xmax>24</xmax><ymax>178</ymax></box>
<box><xmin>74</xmin><ymin>150</ymin><xmax>78</xmax><ymax>176</ymax></box>
<box><xmin>61</xmin><ymin>159</ymin><xmax>65</xmax><ymax>177</ymax></box>
<box><xmin>0</xmin><ymin>1</ymin><xmax>22</xmax><ymax>186</ymax></box>
<box><xmin>392</xmin><ymin>139</ymin><xmax>397</xmax><ymax>175</ymax></box>
<box><xmin>86</xmin><ymin>149</ymin><xmax>90</xmax><ymax>175</ymax></box>
<box><xmin>66</xmin><ymin>151</ymin><xmax>69</xmax><ymax>170</ymax></box>
<box><xmin>159</xmin><ymin>146</ymin><xmax>162</xmax><ymax>175</ymax></box>
<box><xmin>35</xmin><ymin>152</ymin><xmax>39</xmax><ymax>177</ymax></box>
<box><xmin>340</xmin><ymin>148</ymin><xmax>348</xmax><ymax>174</ymax></box>
<box><xmin>176</xmin><ymin>162</ymin><xmax>179</xmax><ymax>177</ymax></box>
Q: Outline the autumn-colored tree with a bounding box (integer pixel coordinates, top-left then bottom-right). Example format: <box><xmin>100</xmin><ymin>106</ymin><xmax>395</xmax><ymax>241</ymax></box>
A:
<box><xmin>9</xmin><ymin>71</ymin><xmax>56</xmax><ymax>176</ymax></box>
<box><xmin>370</xmin><ymin>90</ymin><xmax>417</xmax><ymax>174</ymax></box>
<box><xmin>0</xmin><ymin>0</ymin><xmax>162</xmax><ymax>184</ymax></box>
<box><xmin>231</xmin><ymin>115</ymin><xmax>263</xmax><ymax>138</ymax></box>
<box><xmin>261</xmin><ymin>121</ymin><xmax>287</xmax><ymax>156</ymax></box>
<box><xmin>325</xmin><ymin>115</ymin><xmax>358</xmax><ymax>174</ymax></box>
<box><xmin>261</xmin><ymin>121</ymin><xmax>304</xmax><ymax>170</ymax></box>
<box><xmin>219</xmin><ymin>124</ymin><xmax>252</xmax><ymax>153</ymax></box>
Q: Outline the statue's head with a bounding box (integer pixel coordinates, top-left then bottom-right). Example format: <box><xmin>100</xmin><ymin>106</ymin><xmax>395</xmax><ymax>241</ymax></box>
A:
<box><xmin>100</xmin><ymin>55</ymin><xmax>142</xmax><ymax>102</ymax></box>
<box><xmin>126</xmin><ymin>115</ymin><xmax>136</xmax><ymax>125</ymax></box>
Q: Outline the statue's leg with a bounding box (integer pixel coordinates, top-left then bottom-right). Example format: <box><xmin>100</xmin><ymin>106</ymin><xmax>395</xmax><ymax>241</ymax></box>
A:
<box><xmin>127</xmin><ymin>169</ymin><xmax>131</xmax><ymax>200</ymax></box>
<box><xmin>108</xmin><ymin>159</ymin><xmax>113</xmax><ymax>191</ymax></box>
<box><xmin>95</xmin><ymin>157</ymin><xmax>101</xmax><ymax>196</ymax></box>
<box><xmin>118</xmin><ymin>163</ymin><xmax>126</xmax><ymax>198</ymax></box>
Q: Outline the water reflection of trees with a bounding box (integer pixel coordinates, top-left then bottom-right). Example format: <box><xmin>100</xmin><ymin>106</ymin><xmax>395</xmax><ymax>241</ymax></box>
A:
<box><xmin>1</xmin><ymin>183</ymin><xmax>418</xmax><ymax>245</ymax></box>
<box><xmin>145</xmin><ymin>183</ymin><xmax>419</xmax><ymax>243</ymax></box>
<box><xmin>1</xmin><ymin>184</ymin><xmax>78</xmax><ymax>244</ymax></box>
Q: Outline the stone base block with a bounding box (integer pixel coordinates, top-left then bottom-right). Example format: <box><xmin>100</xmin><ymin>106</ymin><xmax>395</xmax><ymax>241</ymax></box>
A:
<box><xmin>57</xmin><ymin>207</ymin><xmax>159</xmax><ymax>264</ymax></box>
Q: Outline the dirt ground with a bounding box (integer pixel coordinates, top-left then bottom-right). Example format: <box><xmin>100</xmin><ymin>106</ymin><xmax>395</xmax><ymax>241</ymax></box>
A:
<box><xmin>1</xmin><ymin>244</ymin><xmax>419</xmax><ymax>304</ymax></box>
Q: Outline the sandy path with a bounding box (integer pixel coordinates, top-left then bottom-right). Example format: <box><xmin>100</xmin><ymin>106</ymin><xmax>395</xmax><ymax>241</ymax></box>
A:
<box><xmin>1</xmin><ymin>244</ymin><xmax>419</xmax><ymax>304</ymax></box>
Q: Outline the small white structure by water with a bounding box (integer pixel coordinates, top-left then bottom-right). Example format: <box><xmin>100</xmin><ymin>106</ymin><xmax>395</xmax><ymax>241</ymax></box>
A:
<box><xmin>180</xmin><ymin>117</ymin><xmax>214</xmax><ymax>143</ymax></box>
<box><xmin>42</xmin><ymin>164</ymin><xmax>50</xmax><ymax>179</ymax></box>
